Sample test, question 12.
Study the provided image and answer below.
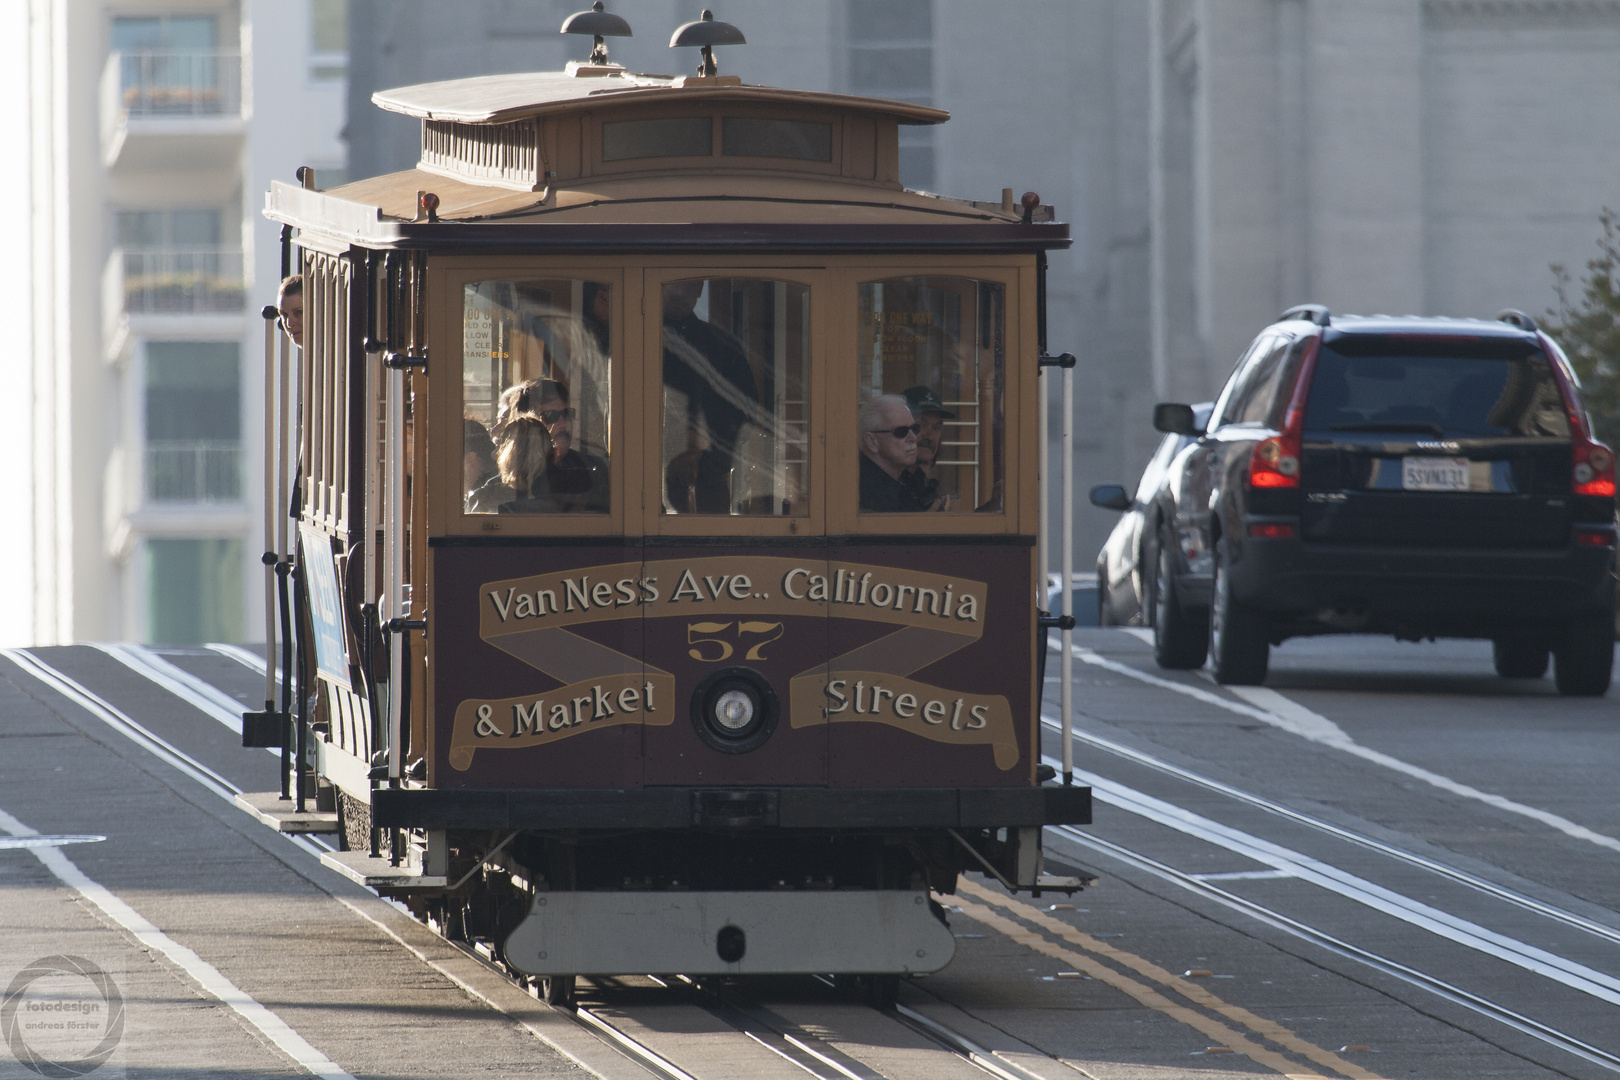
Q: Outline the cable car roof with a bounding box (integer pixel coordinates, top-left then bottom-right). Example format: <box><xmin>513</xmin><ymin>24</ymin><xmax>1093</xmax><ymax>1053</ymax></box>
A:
<box><xmin>371</xmin><ymin>69</ymin><xmax>949</xmax><ymax>128</ymax></box>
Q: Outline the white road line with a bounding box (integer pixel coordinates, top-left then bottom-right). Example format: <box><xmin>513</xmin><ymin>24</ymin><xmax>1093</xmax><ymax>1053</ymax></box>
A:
<box><xmin>1041</xmin><ymin>714</ymin><xmax>1620</xmax><ymax>946</ymax></box>
<box><xmin>0</xmin><ymin>806</ymin><xmax>355</xmax><ymax>1079</ymax></box>
<box><xmin>1045</xmin><ymin>753</ymin><xmax>1620</xmax><ymax>1006</ymax></box>
<box><xmin>1064</xmin><ymin>641</ymin><xmax>1620</xmax><ymax>854</ymax></box>
<box><xmin>1046</xmin><ymin>824</ymin><xmax>1620</xmax><ymax>1074</ymax></box>
<box><xmin>209</xmin><ymin>642</ymin><xmax>275</xmax><ymax>678</ymax></box>
<box><xmin>93</xmin><ymin>643</ymin><xmax>248</xmax><ymax>736</ymax></box>
<box><xmin>3</xmin><ymin>649</ymin><xmax>241</xmax><ymax>803</ymax></box>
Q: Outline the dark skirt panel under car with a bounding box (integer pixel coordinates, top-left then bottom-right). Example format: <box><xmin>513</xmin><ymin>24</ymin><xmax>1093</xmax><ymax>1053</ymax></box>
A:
<box><xmin>1149</xmin><ymin>308</ymin><xmax>1616</xmax><ymax>695</ymax></box>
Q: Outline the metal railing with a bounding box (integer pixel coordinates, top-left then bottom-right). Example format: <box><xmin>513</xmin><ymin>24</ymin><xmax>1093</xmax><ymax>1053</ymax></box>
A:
<box><xmin>145</xmin><ymin>441</ymin><xmax>243</xmax><ymax>502</ymax></box>
<box><xmin>109</xmin><ymin>248</ymin><xmax>246</xmax><ymax>316</ymax></box>
<box><xmin>103</xmin><ymin>49</ymin><xmax>242</xmax><ymax>119</ymax></box>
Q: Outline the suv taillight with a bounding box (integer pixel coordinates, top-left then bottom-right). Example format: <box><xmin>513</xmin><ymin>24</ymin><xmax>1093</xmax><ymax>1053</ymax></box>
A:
<box><xmin>1540</xmin><ymin>333</ymin><xmax>1617</xmax><ymax>498</ymax></box>
<box><xmin>1574</xmin><ymin>440</ymin><xmax>1616</xmax><ymax>498</ymax></box>
<box><xmin>1248</xmin><ymin>335</ymin><xmax>1321</xmax><ymax>490</ymax></box>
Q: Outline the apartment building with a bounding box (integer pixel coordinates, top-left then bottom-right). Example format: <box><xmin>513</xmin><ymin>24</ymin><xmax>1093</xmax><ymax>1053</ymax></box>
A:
<box><xmin>5</xmin><ymin>1</ymin><xmax>346</xmax><ymax>645</ymax></box>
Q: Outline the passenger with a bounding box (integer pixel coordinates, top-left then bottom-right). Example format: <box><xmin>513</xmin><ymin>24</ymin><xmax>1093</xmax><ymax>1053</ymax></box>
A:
<box><xmin>277</xmin><ymin>275</ymin><xmax>304</xmax><ymax>349</ymax></box>
<box><xmin>463</xmin><ymin>418</ymin><xmax>498</xmax><ymax>512</ymax></box>
<box><xmin>468</xmin><ymin>414</ymin><xmax>560</xmax><ymax>514</ymax></box>
<box><xmin>532</xmin><ymin>379</ymin><xmax>609</xmax><ymax>513</ymax></box>
<box><xmin>662</xmin><ymin>281</ymin><xmax>760</xmax><ymax>513</ymax></box>
<box><xmin>901</xmin><ymin>384</ymin><xmax>957</xmax><ymax>511</ymax></box>
<box><xmin>858</xmin><ymin>394</ymin><xmax>927</xmax><ymax>512</ymax></box>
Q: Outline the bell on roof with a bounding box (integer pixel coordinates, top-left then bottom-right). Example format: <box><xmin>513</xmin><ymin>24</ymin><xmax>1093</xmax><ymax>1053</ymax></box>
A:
<box><xmin>561</xmin><ymin>2</ymin><xmax>632</xmax><ymax>66</ymax></box>
<box><xmin>670</xmin><ymin>10</ymin><xmax>745</xmax><ymax>78</ymax></box>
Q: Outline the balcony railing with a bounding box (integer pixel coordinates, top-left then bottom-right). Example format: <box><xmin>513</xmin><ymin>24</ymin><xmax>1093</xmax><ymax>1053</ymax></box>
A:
<box><xmin>101</xmin><ymin>50</ymin><xmax>243</xmax><ymax>164</ymax></box>
<box><xmin>104</xmin><ymin>49</ymin><xmax>242</xmax><ymax>119</ymax></box>
<box><xmin>146</xmin><ymin>441</ymin><xmax>242</xmax><ymax>503</ymax></box>
<box><xmin>106</xmin><ymin>248</ymin><xmax>246</xmax><ymax>319</ymax></box>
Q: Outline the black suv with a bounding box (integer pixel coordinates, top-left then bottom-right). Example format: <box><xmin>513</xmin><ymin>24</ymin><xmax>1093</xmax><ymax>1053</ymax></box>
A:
<box><xmin>1150</xmin><ymin>306</ymin><xmax>1617</xmax><ymax>694</ymax></box>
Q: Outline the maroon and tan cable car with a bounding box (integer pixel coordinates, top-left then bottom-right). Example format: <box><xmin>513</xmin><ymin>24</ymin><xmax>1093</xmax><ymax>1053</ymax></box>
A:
<box><xmin>254</xmin><ymin>6</ymin><xmax>1089</xmax><ymax>1005</ymax></box>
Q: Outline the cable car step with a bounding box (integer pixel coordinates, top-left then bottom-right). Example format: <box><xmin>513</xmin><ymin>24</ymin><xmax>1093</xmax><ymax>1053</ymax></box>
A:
<box><xmin>318</xmin><ymin>849</ymin><xmax>448</xmax><ymax>890</ymax></box>
<box><xmin>233</xmin><ymin>791</ymin><xmax>339</xmax><ymax>834</ymax></box>
<box><xmin>503</xmin><ymin>889</ymin><xmax>954</xmax><ymax>977</ymax></box>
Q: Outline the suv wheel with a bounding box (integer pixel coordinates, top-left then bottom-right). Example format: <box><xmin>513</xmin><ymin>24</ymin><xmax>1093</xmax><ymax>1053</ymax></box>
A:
<box><xmin>1209</xmin><ymin>539</ymin><xmax>1269</xmax><ymax>685</ymax></box>
<box><xmin>1492</xmin><ymin>637</ymin><xmax>1549</xmax><ymax>679</ymax></box>
<box><xmin>1553</xmin><ymin>614</ymin><xmax>1614</xmax><ymax>697</ymax></box>
<box><xmin>1153</xmin><ymin>530</ymin><xmax>1208</xmax><ymax>669</ymax></box>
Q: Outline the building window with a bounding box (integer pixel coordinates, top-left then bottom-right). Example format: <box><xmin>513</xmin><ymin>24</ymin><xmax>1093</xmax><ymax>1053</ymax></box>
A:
<box><xmin>145</xmin><ymin>342</ymin><xmax>241</xmax><ymax>503</ymax></box>
<box><xmin>847</xmin><ymin>0</ymin><xmax>934</xmax><ymax>190</ymax></box>
<box><xmin>114</xmin><ymin>209</ymin><xmax>244</xmax><ymax>315</ymax></box>
<box><xmin>310</xmin><ymin>0</ymin><xmax>348</xmax><ymax>81</ymax></box>
<box><xmin>111</xmin><ymin>16</ymin><xmax>234</xmax><ymax>119</ymax></box>
<box><xmin>145</xmin><ymin>538</ymin><xmax>243</xmax><ymax>644</ymax></box>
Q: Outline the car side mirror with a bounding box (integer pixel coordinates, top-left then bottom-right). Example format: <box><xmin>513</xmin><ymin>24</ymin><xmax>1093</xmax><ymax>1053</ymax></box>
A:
<box><xmin>1152</xmin><ymin>402</ymin><xmax>1200</xmax><ymax>436</ymax></box>
<box><xmin>1089</xmin><ymin>483</ymin><xmax>1131</xmax><ymax>512</ymax></box>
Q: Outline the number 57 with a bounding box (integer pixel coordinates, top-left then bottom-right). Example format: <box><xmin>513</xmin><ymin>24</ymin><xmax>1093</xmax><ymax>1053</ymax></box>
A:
<box><xmin>686</xmin><ymin>621</ymin><xmax>785</xmax><ymax>662</ymax></box>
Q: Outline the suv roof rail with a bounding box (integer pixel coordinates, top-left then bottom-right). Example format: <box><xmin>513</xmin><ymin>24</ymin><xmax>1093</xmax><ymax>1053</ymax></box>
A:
<box><xmin>1279</xmin><ymin>304</ymin><xmax>1331</xmax><ymax>326</ymax></box>
<box><xmin>1496</xmin><ymin>308</ymin><xmax>1538</xmax><ymax>333</ymax></box>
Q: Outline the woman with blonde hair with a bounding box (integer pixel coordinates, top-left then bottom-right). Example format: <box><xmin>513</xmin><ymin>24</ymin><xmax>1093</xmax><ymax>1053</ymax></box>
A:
<box><xmin>466</xmin><ymin>389</ymin><xmax>560</xmax><ymax>513</ymax></box>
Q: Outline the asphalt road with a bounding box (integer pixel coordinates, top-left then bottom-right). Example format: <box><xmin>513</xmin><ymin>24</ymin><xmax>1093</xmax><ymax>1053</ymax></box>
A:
<box><xmin>0</xmin><ymin>632</ymin><xmax>1616</xmax><ymax>1079</ymax></box>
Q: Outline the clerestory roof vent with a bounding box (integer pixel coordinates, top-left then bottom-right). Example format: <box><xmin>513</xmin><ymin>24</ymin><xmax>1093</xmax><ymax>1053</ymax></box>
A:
<box><xmin>420</xmin><ymin>117</ymin><xmax>546</xmax><ymax>192</ymax></box>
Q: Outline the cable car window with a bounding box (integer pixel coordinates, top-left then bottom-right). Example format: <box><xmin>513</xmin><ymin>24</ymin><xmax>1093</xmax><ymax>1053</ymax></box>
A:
<box><xmin>661</xmin><ymin>278</ymin><xmax>809</xmax><ymax>516</ymax></box>
<box><xmin>462</xmin><ymin>279</ymin><xmax>611</xmax><ymax>515</ymax></box>
<box><xmin>602</xmin><ymin>117</ymin><xmax>712</xmax><ymax>161</ymax></box>
<box><xmin>856</xmin><ymin>277</ymin><xmax>1005</xmax><ymax>514</ymax></box>
<box><xmin>721</xmin><ymin>118</ymin><xmax>832</xmax><ymax>162</ymax></box>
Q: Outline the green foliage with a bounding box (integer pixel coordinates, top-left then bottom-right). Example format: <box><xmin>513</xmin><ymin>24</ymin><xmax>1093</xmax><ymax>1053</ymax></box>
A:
<box><xmin>1546</xmin><ymin>208</ymin><xmax>1620</xmax><ymax>448</ymax></box>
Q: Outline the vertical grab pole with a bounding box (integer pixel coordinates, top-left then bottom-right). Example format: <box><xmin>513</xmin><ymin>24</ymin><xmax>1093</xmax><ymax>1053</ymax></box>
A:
<box><xmin>259</xmin><ymin>309</ymin><xmax>278</xmax><ymax>715</ymax></box>
<box><xmin>384</xmin><ymin>361</ymin><xmax>405</xmax><ymax>787</ymax></box>
<box><xmin>1060</xmin><ymin>361</ymin><xmax>1075</xmax><ymax>786</ymax></box>
<box><xmin>275</xmin><ymin>324</ymin><xmax>295</xmax><ymax>799</ymax></box>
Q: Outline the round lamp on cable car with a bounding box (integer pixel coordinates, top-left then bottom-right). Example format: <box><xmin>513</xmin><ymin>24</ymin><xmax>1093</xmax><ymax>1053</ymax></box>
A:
<box><xmin>690</xmin><ymin>667</ymin><xmax>778</xmax><ymax>753</ymax></box>
<box><xmin>670</xmin><ymin>10</ymin><xmax>746</xmax><ymax>77</ymax></box>
<box><xmin>561</xmin><ymin>2</ymin><xmax>632</xmax><ymax>65</ymax></box>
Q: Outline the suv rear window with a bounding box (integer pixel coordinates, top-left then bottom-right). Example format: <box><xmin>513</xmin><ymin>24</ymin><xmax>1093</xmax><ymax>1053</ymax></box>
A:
<box><xmin>1304</xmin><ymin>337</ymin><xmax>1568</xmax><ymax>439</ymax></box>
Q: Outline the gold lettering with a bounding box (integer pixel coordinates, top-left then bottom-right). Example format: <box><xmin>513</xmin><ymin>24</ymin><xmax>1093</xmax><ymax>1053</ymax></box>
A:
<box><xmin>808</xmin><ymin>574</ymin><xmax>829</xmax><ymax>601</ymax></box>
<box><xmin>592</xmin><ymin>581</ymin><xmax>614</xmax><ymax>607</ymax></box>
<box><xmin>729</xmin><ymin>574</ymin><xmax>752</xmax><ymax>599</ymax></box>
<box><xmin>475</xmin><ymin>704</ymin><xmax>504</xmax><ymax>737</ymax></box>
<box><xmin>514</xmin><ymin>592</ymin><xmax>536</xmax><ymax>619</ymax></box>
<box><xmin>548</xmin><ymin>703</ymin><xmax>570</xmax><ymax>730</ymax></box>
<box><xmin>615</xmin><ymin>578</ymin><xmax>637</xmax><ymax>605</ymax></box>
<box><xmin>894</xmin><ymin>693</ymin><xmax>918</xmax><ymax>718</ymax></box>
<box><xmin>644</xmin><ymin>681</ymin><xmax>656</xmax><ymax>711</ymax></box>
<box><xmin>537</xmin><ymin>589</ymin><xmax>559</xmax><ymax>615</ymax></box>
<box><xmin>955</xmin><ymin>593</ymin><xmax>978</xmax><ymax>621</ymax></box>
<box><xmin>870</xmin><ymin>582</ymin><xmax>893</xmax><ymax>607</ymax></box>
<box><xmin>857</xmin><ymin>572</ymin><xmax>872</xmax><ymax>605</ymax></box>
<box><xmin>853</xmin><ymin>680</ymin><xmax>867</xmax><ymax>714</ymax></box>
<box><xmin>618</xmin><ymin>687</ymin><xmax>641</xmax><ymax>712</ymax></box>
<box><xmin>894</xmin><ymin>584</ymin><xmax>915</xmax><ymax>611</ymax></box>
<box><xmin>639</xmin><ymin>577</ymin><xmax>660</xmax><ymax>602</ymax></box>
<box><xmin>703</xmin><ymin>574</ymin><xmax>730</xmax><ymax>599</ymax></box>
<box><xmin>968</xmin><ymin>704</ymin><xmax>989</xmax><ymax>729</ymax></box>
<box><xmin>871</xmin><ymin>686</ymin><xmax>894</xmax><ymax>711</ymax></box>
<box><xmin>592</xmin><ymin>684</ymin><xmax>615</xmax><ymax>719</ymax></box>
<box><xmin>564</xmin><ymin>577</ymin><xmax>590</xmax><ymax>612</ymax></box>
<box><xmin>915</xmin><ymin>587</ymin><xmax>939</xmax><ymax>615</ymax></box>
<box><xmin>922</xmin><ymin>700</ymin><xmax>946</xmax><ymax>724</ymax></box>
<box><xmin>572</xmin><ymin>695</ymin><xmax>591</xmax><ymax>725</ymax></box>
<box><xmin>950</xmin><ymin>698</ymin><xmax>965</xmax><ymax>730</ymax></box>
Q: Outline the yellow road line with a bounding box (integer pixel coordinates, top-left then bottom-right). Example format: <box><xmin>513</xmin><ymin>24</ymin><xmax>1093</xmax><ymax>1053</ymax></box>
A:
<box><xmin>956</xmin><ymin>877</ymin><xmax>1390</xmax><ymax>1080</ymax></box>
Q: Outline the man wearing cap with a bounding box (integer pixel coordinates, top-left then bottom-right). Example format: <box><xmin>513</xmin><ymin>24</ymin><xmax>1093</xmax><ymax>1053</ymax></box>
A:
<box><xmin>901</xmin><ymin>385</ymin><xmax>956</xmax><ymax>511</ymax></box>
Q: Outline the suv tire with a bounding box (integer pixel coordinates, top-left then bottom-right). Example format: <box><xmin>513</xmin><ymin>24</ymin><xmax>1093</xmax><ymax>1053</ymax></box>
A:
<box><xmin>1492</xmin><ymin>637</ymin><xmax>1549</xmax><ymax>679</ymax></box>
<box><xmin>1209</xmin><ymin>538</ymin><xmax>1268</xmax><ymax>685</ymax></box>
<box><xmin>1153</xmin><ymin>530</ymin><xmax>1208</xmax><ymax>669</ymax></box>
<box><xmin>1553</xmin><ymin>614</ymin><xmax>1614</xmax><ymax>697</ymax></box>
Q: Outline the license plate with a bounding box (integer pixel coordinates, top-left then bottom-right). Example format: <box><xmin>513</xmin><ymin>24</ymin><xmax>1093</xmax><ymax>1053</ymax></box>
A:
<box><xmin>1402</xmin><ymin>456</ymin><xmax>1470</xmax><ymax>491</ymax></box>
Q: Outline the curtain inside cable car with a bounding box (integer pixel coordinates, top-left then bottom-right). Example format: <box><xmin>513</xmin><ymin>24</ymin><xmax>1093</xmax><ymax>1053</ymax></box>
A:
<box><xmin>856</xmin><ymin>277</ymin><xmax>1005</xmax><ymax>514</ymax></box>
<box><xmin>461</xmin><ymin>279</ymin><xmax>612</xmax><ymax>515</ymax></box>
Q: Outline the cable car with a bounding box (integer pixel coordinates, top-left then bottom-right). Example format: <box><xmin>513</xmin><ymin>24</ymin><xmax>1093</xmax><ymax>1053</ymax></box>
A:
<box><xmin>252</xmin><ymin>5</ymin><xmax>1089</xmax><ymax>1005</ymax></box>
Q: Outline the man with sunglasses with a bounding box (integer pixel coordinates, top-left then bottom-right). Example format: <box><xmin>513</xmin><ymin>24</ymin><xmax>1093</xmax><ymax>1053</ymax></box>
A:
<box><xmin>858</xmin><ymin>394</ymin><xmax>930</xmax><ymax>512</ymax></box>
<box><xmin>532</xmin><ymin>379</ymin><xmax>609</xmax><ymax>513</ymax></box>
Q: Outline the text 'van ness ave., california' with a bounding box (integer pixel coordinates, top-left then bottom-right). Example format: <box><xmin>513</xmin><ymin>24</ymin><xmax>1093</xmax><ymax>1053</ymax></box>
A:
<box><xmin>479</xmin><ymin>556</ymin><xmax>986</xmax><ymax>637</ymax></box>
